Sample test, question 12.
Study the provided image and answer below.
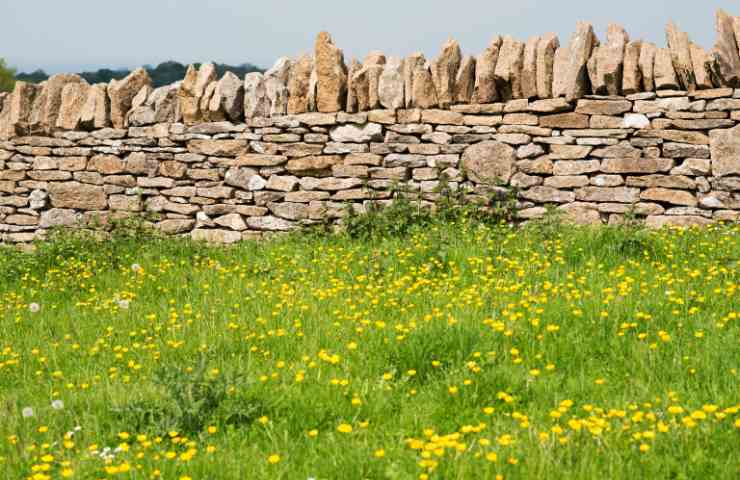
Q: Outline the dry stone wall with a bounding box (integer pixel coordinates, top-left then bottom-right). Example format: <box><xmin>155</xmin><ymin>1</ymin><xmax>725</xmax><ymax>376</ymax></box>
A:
<box><xmin>2</xmin><ymin>11</ymin><xmax>740</xmax><ymax>242</ymax></box>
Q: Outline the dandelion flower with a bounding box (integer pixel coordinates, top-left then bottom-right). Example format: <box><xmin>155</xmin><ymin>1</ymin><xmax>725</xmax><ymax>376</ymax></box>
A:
<box><xmin>267</xmin><ymin>454</ymin><xmax>281</xmax><ymax>464</ymax></box>
<box><xmin>337</xmin><ymin>423</ymin><xmax>353</xmax><ymax>433</ymax></box>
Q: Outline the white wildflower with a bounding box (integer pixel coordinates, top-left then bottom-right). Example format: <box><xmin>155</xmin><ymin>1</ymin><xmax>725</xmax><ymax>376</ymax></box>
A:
<box><xmin>22</xmin><ymin>407</ymin><xmax>34</xmax><ymax>418</ymax></box>
<box><xmin>51</xmin><ymin>400</ymin><xmax>64</xmax><ymax>410</ymax></box>
<box><xmin>117</xmin><ymin>299</ymin><xmax>130</xmax><ymax>309</ymax></box>
<box><xmin>131</xmin><ymin>263</ymin><xmax>142</xmax><ymax>273</ymax></box>
<box><xmin>28</xmin><ymin>303</ymin><xmax>41</xmax><ymax>313</ymax></box>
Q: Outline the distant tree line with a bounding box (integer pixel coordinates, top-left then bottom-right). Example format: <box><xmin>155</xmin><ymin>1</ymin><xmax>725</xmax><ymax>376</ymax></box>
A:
<box><xmin>13</xmin><ymin>61</ymin><xmax>264</xmax><ymax>88</ymax></box>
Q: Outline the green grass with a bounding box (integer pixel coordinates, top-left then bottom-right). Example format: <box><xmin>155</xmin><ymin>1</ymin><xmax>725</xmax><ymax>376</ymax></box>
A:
<box><xmin>0</xmin><ymin>220</ymin><xmax>738</xmax><ymax>480</ymax></box>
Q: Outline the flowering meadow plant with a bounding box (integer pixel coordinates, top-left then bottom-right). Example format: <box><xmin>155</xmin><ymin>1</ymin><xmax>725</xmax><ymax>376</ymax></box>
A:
<box><xmin>0</xmin><ymin>221</ymin><xmax>738</xmax><ymax>479</ymax></box>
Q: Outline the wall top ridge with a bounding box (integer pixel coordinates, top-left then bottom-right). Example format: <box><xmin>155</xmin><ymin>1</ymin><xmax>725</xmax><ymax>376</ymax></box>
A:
<box><xmin>2</xmin><ymin>10</ymin><xmax>740</xmax><ymax>139</ymax></box>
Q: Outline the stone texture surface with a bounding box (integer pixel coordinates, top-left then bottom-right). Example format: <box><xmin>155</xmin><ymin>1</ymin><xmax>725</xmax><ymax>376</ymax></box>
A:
<box><xmin>315</xmin><ymin>32</ymin><xmax>348</xmax><ymax>112</ymax></box>
<box><xmin>472</xmin><ymin>37</ymin><xmax>503</xmax><ymax>104</ymax></box>
<box><xmin>431</xmin><ymin>39</ymin><xmax>462</xmax><ymax>108</ymax></box>
<box><xmin>666</xmin><ymin>22</ymin><xmax>696</xmax><ymax>92</ymax></box>
<box><xmin>288</xmin><ymin>54</ymin><xmax>314</xmax><ymax>115</ymax></box>
<box><xmin>536</xmin><ymin>33</ymin><xmax>560</xmax><ymax>99</ymax></box>
<box><xmin>564</xmin><ymin>22</ymin><xmax>597</xmax><ymax>101</ymax></box>
<box><xmin>494</xmin><ymin>36</ymin><xmax>525</xmax><ymax>101</ymax></box>
<box><xmin>709</xmin><ymin>124</ymin><xmax>740</xmax><ymax>177</ymax></box>
<box><xmin>2</xmin><ymin>16</ymin><xmax>740</xmax><ymax>242</ymax></box>
<box><xmin>713</xmin><ymin>10</ymin><xmax>740</xmax><ymax>87</ymax></box>
<box><xmin>594</xmin><ymin>24</ymin><xmax>629</xmax><ymax>95</ymax></box>
<box><xmin>461</xmin><ymin>141</ymin><xmax>516</xmax><ymax>184</ymax></box>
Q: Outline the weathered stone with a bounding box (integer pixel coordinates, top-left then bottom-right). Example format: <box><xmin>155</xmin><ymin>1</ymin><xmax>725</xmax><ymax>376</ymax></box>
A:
<box><xmin>635</xmin><ymin>129</ymin><xmax>708</xmax><ymax>145</ymax></box>
<box><xmin>108</xmin><ymin>68</ymin><xmax>151</xmax><ymax>128</ymax></box>
<box><xmin>315</xmin><ymin>32</ymin><xmax>348</xmax><ymax>112</ymax></box>
<box><xmin>595</xmin><ymin>24</ymin><xmax>628</xmax><ymax>95</ymax></box>
<box><xmin>56</xmin><ymin>82</ymin><xmax>91</xmax><ymax>130</ymax></box>
<box><xmin>231</xmin><ymin>154</ymin><xmax>287</xmax><ymax>168</ymax></box>
<box><xmin>207</xmin><ymin>72</ymin><xmax>243</xmax><ymax>122</ymax></box>
<box><xmin>40</xmin><ymin>208</ymin><xmax>79</xmax><ymax>228</ymax></box>
<box><xmin>330</xmin><ymin>123</ymin><xmax>382</xmax><ymax>143</ymax></box>
<box><xmin>267</xmin><ymin>202</ymin><xmax>309</xmax><ymax>221</ymax></box>
<box><xmin>157</xmin><ymin>219</ymin><xmax>195</xmax><ymax>234</ymax></box>
<box><xmin>564</xmin><ymin>22</ymin><xmax>597</xmax><ymax>101</ymax></box>
<box><xmin>601</xmin><ymin>157</ymin><xmax>674</xmax><ymax>174</ymax></box>
<box><xmin>626</xmin><ymin>174</ymin><xmax>696</xmax><ymax>190</ymax></box>
<box><xmin>431</xmin><ymin>39</ymin><xmax>462</xmax><ymax>108</ymax></box>
<box><xmin>1</xmin><ymin>82</ymin><xmax>41</xmax><ymax>138</ymax></box>
<box><xmin>346</xmin><ymin>153</ymin><xmax>383</xmax><ymax>166</ymax></box>
<box><xmin>178</xmin><ymin>64</ymin><xmax>212</xmax><ymax>124</ymax></box>
<box><xmin>638</xmin><ymin>42</ymin><xmax>658</xmax><ymax>92</ymax></box>
<box><xmin>539</xmin><ymin>112</ymin><xmax>589</xmax><ymax>129</ymax></box>
<box><xmin>654</xmin><ymin>48</ymin><xmax>679</xmax><ymax>91</ymax></box>
<box><xmin>191</xmin><ymin>228</ymin><xmax>242</xmax><ymax>243</ymax></box>
<box><xmin>622</xmin><ymin>41</ymin><xmax>643</xmax><ymax>94</ymax></box>
<box><xmin>575</xmin><ymin>186</ymin><xmax>640</xmax><ymax>203</ymax></box>
<box><xmin>89</xmin><ymin>154</ymin><xmax>124</xmax><ymax>174</ymax></box>
<box><xmin>286</xmin><ymin>155</ymin><xmax>344</xmax><ymax>173</ymax></box>
<box><xmin>403</xmin><ymin>53</ymin><xmax>427</xmax><ymax>108</ymax></box>
<box><xmin>494</xmin><ymin>36</ymin><xmax>525</xmax><ymax>100</ymax></box>
<box><xmin>559</xmin><ymin>203</ymin><xmax>603</xmax><ymax>224</ymax></box>
<box><xmin>345</xmin><ymin>58</ymin><xmax>362</xmax><ymax>113</ymax></box>
<box><xmin>264</xmin><ymin>57</ymin><xmax>292</xmax><ymax>116</ymax></box>
<box><xmin>461</xmin><ymin>141</ymin><xmax>516</xmax><ymax>184</ymax></box>
<box><xmin>29</xmin><ymin>74</ymin><xmax>85</xmax><ymax>134</ymax></box>
<box><xmin>379</xmin><ymin>58</ymin><xmax>405</xmax><ymax>110</ymax></box>
<box><xmin>79</xmin><ymin>83</ymin><xmax>111</xmax><ymax>129</ymax></box>
<box><xmin>552</xmin><ymin>46</ymin><xmax>571</xmax><ymax>97</ymax></box>
<box><xmin>553</xmin><ymin>160</ymin><xmax>601</xmax><ymax>175</ymax></box>
<box><xmin>224</xmin><ymin>167</ymin><xmax>258</xmax><ymax>189</ymax></box>
<box><xmin>535</xmin><ymin>33</ymin><xmax>560</xmax><ymax>99</ymax></box>
<box><xmin>622</xmin><ymin>113</ymin><xmax>650</xmax><ymax>129</ymax></box>
<box><xmin>49</xmin><ymin>182</ymin><xmax>107</xmax><ymax>210</ymax></box>
<box><xmin>244</xmin><ymin>73</ymin><xmax>270</xmax><ymax>119</ymax></box>
<box><xmin>690</xmin><ymin>44</ymin><xmax>721</xmax><ymax>90</ymax></box>
<box><xmin>351</xmin><ymin>64</ymin><xmax>383</xmax><ymax>111</ymax></box>
<box><xmin>521</xmin><ymin>186</ymin><xmax>576</xmax><ymax>203</ymax></box>
<box><xmin>473</xmin><ymin>37</ymin><xmax>503</xmax><ymax>104</ymax></box>
<box><xmin>421</xmin><ymin>110</ymin><xmax>463</xmax><ymax>125</ymax></box>
<box><xmin>188</xmin><ymin>139</ymin><xmax>246</xmax><ymax>156</ymax></box>
<box><xmin>713</xmin><ymin>10</ymin><xmax>740</xmax><ymax>88</ymax></box>
<box><xmin>709</xmin><ymin>124</ymin><xmax>740</xmax><ymax>177</ymax></box>
<box><xmin>544</xmin><ymin>175</ymin><xmax>589</xmax><ymax>188</ymax></box>
<box><xmin>247</xmin><ymin>215</ymin><xmax>296</xmax><ymax>231</ymax></box>
<box><xmin>510</xmin><ymin>172</ymin><xmax>542</xmax><ymax>188</ymax></box>
<box><xmin>549</xmin><ymin>145</ymin><xmax>592</xmax><ymax>159</ymax></box>
<box><xmin>663</xmin><ymin>143</ymin><xmax>710</xmax><ymax>159</ymax></box>
<box><xmin>576</xmin><ymin>99</ymin><xmax>632</xmax><ymax>115</ymax></box>
<box><xmin>520</xmin><ymin>36</ymin><xmax>540</xmax><ymax>99</ymax></box>
<box><xmin>641</xmin><ymin>187</ymin><xmax>697</xmax><ymax>206</ymax></box>
<box><xmin>666</xmin><ymin>22</ymin><xmax>696</xmax><ymax>91</ymax></box>
<box><xmin>454</xmin><ymin>56</ymin><xmax>476</xmax><ymax>104</ymax></box>
<box><xmin>288</xmin><ymin>54</ymin><xmax>314</xmax><ymax>115</ymax></box>
<box><xmin>411</xmin><ymin>64</ymin><xmax>438</xmax><ymax>109</ymax></box>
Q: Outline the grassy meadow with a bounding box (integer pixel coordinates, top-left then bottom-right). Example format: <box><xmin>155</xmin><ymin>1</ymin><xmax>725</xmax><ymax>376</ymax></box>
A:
<box><xmin>0</xmin><ymin>217</ymin><xmax>738</xmax><ymax>479</ymax></box>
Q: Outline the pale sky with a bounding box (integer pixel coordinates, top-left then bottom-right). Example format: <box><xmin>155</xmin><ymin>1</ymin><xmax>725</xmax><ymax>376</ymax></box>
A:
<box><xmin>1</xmin><ymin>1</ymin><xmax>738</xmax><ymax>74</ymax></box>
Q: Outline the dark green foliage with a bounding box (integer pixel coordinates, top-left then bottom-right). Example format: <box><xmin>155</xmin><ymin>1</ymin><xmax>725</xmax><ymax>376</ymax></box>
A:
<box><xmin>342</xmin><ymin>181</ymin><xmax>519</xmax><ymax>240</ymax></box>
<box><xmin>0</xmin><ymin>58</ymin><xmax>16</xmax><ymax>92</ymax></box>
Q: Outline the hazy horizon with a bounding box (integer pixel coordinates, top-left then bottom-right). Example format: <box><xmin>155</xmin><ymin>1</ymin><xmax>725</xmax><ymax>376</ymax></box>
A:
<box><xmin>2</xmin><ymin>1</ymin><xmax>738</xmax><ymax>75</ymax></box>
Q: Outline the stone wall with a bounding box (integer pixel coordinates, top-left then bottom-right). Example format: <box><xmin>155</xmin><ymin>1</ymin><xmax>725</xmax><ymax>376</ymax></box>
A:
<box><xmin>1</xmin><ymin>11</ymin><xmax>740</xmax><ymax>242</ymax></box>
